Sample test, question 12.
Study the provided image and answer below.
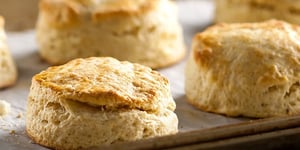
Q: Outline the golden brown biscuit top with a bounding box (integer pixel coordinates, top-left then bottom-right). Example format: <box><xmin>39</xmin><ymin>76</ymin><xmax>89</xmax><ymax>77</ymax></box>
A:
<box><xmin>39</xmin><ymin>0</ymin><xmax>161</xmax><ymax>27</ymax></box>
<box><xmin>34</xmin><ymin>57</ymin><xmax>175</xmax><ymax>112</ymax></box>
<box><xmin>193</xmin><ymin>20</ymin><xmax>300</xmax><ymax>88</ymax></box>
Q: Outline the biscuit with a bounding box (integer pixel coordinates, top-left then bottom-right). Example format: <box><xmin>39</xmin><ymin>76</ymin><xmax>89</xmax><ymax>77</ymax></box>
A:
<box><xmin>215</xmin><ymin>0</ymin><xmax>300</xmax><ymax>24</ymax></box>
<box><xmin>26</xmin><ymin>57</ymin><xmax>178</xmax><ymax>149</ymax></box>
<box><xmin>185</xmin><ymin>20</ymin><xmax>300</xmax><ymax>118</ymax></box>
<box><xmin>36</xmin><ymin>0</ymin><xmax>185</xmax><ymax>69</ymax></box>
<box><xmin>0</xmin><ymin>16</ymin><xmax>17</xmax><ymax>88</ymax></box>
<box><xmin>0</xmin><ymin>100</ymin><xmax>11</xmax><ymax>116</ymax></box>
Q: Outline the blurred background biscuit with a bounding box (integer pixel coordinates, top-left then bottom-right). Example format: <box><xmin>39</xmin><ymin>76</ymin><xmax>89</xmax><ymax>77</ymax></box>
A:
<box><xmin>215</xmin><ymin>0</ymin><xmax>300</xmax><ymax>24</ymax></box>
<box><xmin>36</xmin><ymin>0</ymin><xmax>185</xmax><ymax>69</ymax></box>
<box><xmin>0</xmin><ymin>16</ymin><xmax>17</xmax><ymax>88</ymax></box>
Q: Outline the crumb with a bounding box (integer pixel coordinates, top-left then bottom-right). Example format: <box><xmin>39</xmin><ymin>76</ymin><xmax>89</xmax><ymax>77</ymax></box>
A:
<box><xmin>16</xmin><ymin>112</ymin><xmax>23</xmax><ymax>118</ymax></box>
<box><xmin>0</xmin><ymin>100</ymin><xmax>11</xmax><ymax>116</ymax></box>
<box><xmin>10</xmin><ymin>130</ymin><xmax>16</xmax><ymax>135</ymax></box>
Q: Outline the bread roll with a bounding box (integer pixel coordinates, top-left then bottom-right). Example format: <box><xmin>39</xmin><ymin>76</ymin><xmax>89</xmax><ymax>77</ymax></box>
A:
<box><xmin>26</xmin><ymin>57</ymin><xmax>178</xmax><ymax>149</ymax></box>
<box><xmin>36</xmin><ymin>0</ymin><xmax>185</xmax><ymax>69</ymax></box>
<box><xmin>0</xmin><ymin>16</ymin><xmax>17</xmax><ymax>88</ymax></box>
<box><xmin>185</xmin><ymin>20</ymin><xmax>300</xmax><ymax>118</ymax></box>
<box><xmin>215</xmin><ymin>0</ymin><xmax>300</xmax><ymax>24</ymax></box>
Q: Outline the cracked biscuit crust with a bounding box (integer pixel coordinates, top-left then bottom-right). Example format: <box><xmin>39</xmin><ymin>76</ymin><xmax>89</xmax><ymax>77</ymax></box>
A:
<box><xmin>34</xmin><ymin>57</ymin><xmax>175</xmax><ymax>112</ymax></box>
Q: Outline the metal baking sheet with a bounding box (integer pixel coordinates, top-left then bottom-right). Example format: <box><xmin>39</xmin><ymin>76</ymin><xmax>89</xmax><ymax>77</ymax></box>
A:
<box><xmin>0</xmin><ymin>1</ymin><xmax>247</xmax><ymax>149</ymax></box>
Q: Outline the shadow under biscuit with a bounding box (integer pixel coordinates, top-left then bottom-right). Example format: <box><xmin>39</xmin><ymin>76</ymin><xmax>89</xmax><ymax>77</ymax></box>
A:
<box><xmin>175</xmin><ymin>94</ymin><xmax>247</xmax><ymax>132</ymax></box>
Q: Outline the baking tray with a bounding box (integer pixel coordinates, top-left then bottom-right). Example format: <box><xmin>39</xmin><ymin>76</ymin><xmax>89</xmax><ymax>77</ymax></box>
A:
<box><xmin>1</xmin><ymin>1</ymin><xmax>300</xmax><ymax>149</ymax></box>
